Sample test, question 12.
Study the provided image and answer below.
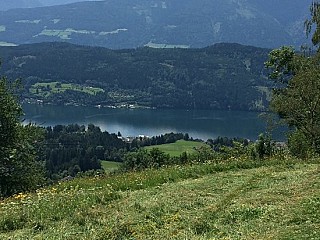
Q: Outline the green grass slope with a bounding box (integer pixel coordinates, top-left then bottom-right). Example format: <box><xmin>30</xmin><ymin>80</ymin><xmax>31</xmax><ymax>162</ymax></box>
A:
<box><xmin>0</xmin><ymin>159</ymin><xmax>319</xmax><ymax>239</ymax></box>
<box><xmin>144</xmin><ymin>140</ymin><xmax>209</xmax><ymax>157</ymax></box>
<box><xmin>101</xmin><ymin>161</ymin><xmax>122</xmax><ymax>173</ymax></box>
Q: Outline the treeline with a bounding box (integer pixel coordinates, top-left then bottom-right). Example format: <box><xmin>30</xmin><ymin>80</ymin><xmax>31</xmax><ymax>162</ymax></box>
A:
<box><xmin>121</xmin><ymin>134</ymin><xmax>278</xmax><ymax>172</ymax></box>
<box><xmin>40</xmin><ymin>124</ymin><xmax>189</xmax><ymax>179</ymax></box>
<box><xmin>207</xmin><ymin>136</ymin><xmax>250</xmax><ymax>151</ymax></box>
<box><xmin>43</xmin><ymin>124</ymin><xmax>126</xmax><ymax>180</ymax></box>
<box><xmin>42</xmin><ymin>124</ymin><xmax>263</xmax><ymax>177</ymax></box>
<box><xmin>20</xmin><ymin>121</ymin><xmax>275</xmax><ymax>180</ymax></box>
<box><xmin>130</xmin><ymin>132</ymin><xmax>190</xmax><ymax>149</ymax></box>
<box><xmin>0</xmin><ymin>42</ymin><xmax>271</xmax><ymax>111</ymax></box>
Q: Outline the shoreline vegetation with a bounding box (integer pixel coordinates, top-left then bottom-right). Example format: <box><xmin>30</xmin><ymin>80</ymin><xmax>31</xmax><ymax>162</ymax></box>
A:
<box><xmin>22</xmin><ymin>99</ymin><xmax>270</xmax><ymax>114</ymax></box>
<box><xmin>23</xmin><ymin>98</ymin><xmax>155</xmax><ymax>110</ymax></box>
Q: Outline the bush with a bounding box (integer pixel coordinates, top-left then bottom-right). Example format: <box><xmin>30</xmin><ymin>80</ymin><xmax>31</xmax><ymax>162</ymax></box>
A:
<box><xmin>255</xmin><ymin>133</ymin><xmax>273</xmax><ymax>159</ymax></box>
<box><xmin>122</xmin><ymin>148</ymin><xmax>171</xmax><ymax>171</ymax></box>
<box><xmin>288</xmin><ymin>130</ymin><xmax>313</xmax><ymax>159</ymax></box>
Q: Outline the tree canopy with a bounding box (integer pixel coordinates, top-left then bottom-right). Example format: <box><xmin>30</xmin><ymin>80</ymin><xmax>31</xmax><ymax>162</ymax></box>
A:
<box><xmin>305</xmin><ymin>1</ymin><xmax>320</xmax><ymax>49</ymax></box>
<box><xmin>0</xmin><ymin>75</ymin><xmax>44</xmax><ymax>197</ymax></box>
<box><xmin>266</xmin><ymin>1</ymin><xmax>320</xmax><ymax>156</ymax></box>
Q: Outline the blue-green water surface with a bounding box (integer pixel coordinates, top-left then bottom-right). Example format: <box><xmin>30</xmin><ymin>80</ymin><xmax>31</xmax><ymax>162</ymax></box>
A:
<box><xmin>23</xmin><ymin>104</ymin><xmax>284</xmax><ymax>141</ymax></box>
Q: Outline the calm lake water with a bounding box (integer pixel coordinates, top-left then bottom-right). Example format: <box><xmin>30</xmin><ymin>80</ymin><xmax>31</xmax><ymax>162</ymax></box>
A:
<box><xmin>22</xmin><ymin>104</ymin><xmax>283</xmax><ymax>141</ymax></box>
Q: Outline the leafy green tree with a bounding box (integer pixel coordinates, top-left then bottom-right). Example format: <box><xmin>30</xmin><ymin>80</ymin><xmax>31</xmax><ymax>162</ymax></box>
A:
<box><xmin>265</xmin><ymin>1</ymin><xmax>320</xmax><ymax>156</ymax></box>
<box><xmin>287</xmin><ymin>130</ymin><xmax>311</xmax><ymax>159</ymax></box>
<box><xmin>0</xmin><ymin>77</ymin><xmax>44</xmax><ymax>197</ymax></box>
<box><xmin>305</xmin><ymin>1</ymin><xmax>320</xmax><ymax>49</ymax></box>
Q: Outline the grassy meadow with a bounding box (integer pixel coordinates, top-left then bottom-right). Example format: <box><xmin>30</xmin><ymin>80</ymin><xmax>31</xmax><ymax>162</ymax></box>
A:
<box><xmin>101</xmin><ymin>161</ymin><xmax>122</xmax><ymax>173</ymax></box>
<box><xmin>0</xmin><ymin>157</ymin><xmax>319</xmax><ymax>239</ymax></box>
<box><xmin>144</xmin><ymin>140</ymin><xmax>209</xmax><ymax>157</ymax></box>
<box><xmin>30</xmin><ymin>82</ymin><xmax>104</xmax><ymax>98</ymax></box>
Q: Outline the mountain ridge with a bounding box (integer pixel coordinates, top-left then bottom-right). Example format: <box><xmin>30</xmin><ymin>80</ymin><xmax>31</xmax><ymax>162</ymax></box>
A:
<box><xmin>0</xmin><ymin>0</ymin><xmax>312</xmax><ymax>49</ymax></box>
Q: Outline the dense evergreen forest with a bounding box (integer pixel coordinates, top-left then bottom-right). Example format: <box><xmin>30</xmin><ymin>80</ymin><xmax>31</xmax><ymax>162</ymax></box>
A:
<box><xmin>41</xmin><ymin>124</ymin><xmax>188</xmax><ymax>179</ymax></box>
<box><xmin>41</xmin><ymin>122</ymin><xmax>256</xmax><ymax>179</ymax></box>
<box><xmin>0</xmin><ymin>42</ymin><xmax>271</xmax><ymax>111</ymax></box>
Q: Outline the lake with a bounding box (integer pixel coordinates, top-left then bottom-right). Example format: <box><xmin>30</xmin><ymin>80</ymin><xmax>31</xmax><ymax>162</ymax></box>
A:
<box><xmin>22</xmin><ymin>104</ymin><xmax>283</xmax><ymax>141</ymax></box>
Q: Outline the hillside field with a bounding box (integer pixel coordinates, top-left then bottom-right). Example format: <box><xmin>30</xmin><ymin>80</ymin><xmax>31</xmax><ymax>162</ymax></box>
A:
<box><xmin>0</xmin><ymin>158</ymin><xmax>319</xmax><ymax>239</ymax></box>
<box><xmin>101</xmin><ymin>161</ymin><xmax>122</xmax><ymax>173</ymax></box>
<box><xmin>144</xmin><ymin>140</ymin><xmax>209</xmax><ymax>157</ymax></box>
<box><xmin>30</xmin><ymin>82</ymin><xmax>104</xmax><ymax>97</ymax></box>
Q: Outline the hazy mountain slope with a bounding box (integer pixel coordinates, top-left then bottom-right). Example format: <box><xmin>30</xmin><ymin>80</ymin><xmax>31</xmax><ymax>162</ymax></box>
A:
<box><xmin>0</xmin><ymin>0</ymin><xmax>41</xmax><ymax>11</ymax></box>
<box><xmin>248</xmin><ymin>0</ymin><xmax>311</xmax><ymax>24</ymax></box>
<box><xmin>248</xmin><ymin>0</ymin><xmax>313</xmax><ymax>43</ymax></box>
<box><xmin>0</xmin><ymin>0</ymin><xmax>312</xmax><ymax>49</ymax></box>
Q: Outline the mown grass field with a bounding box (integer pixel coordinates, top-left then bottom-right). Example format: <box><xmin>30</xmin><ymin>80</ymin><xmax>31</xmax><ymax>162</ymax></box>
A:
<box><xmin>101</xmin><ymin>161</ymin><xmax>122</xmax><ymax>173</ymax></box>
<box><xmin>144</xmin><ymin>140</ymin><xmax>209</xmax><ymax>157</ymax></box>
<box><xmin>30</xmin><ymin>81</ymin><xmax>104</xmax><ymax>97</ymax></box>
<box><xmin>0</xmin><ymin>158</ymin><xmax>319</xmax><ymax>239</ymax></box>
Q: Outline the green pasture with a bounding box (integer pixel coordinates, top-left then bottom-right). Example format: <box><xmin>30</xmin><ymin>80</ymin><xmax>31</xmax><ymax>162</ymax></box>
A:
<box><xmin>35</xmin><ymin>28</ymin><xmax>96</xmax><ymax>40</ymax></box>
<box><xmin>144</xmin><ymin>140</ymin><xmax>210</xmax><ymax>157</ymax></box>
<box><xmin>101</xmin><ymin>161</ymin><xmax>122</xmax><ymax>173</ymax></box>
<box><xmin>30</xmin><ymin>81</ymin><xmax>104</xmax><ymax>97</ymax></box>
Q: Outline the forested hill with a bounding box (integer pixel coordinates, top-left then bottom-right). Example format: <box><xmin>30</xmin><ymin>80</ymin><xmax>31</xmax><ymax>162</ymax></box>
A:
<box><xmin>0</xmin><ymin>42</ymin><xmax>271</xmax><ymax>111</ymax></box>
